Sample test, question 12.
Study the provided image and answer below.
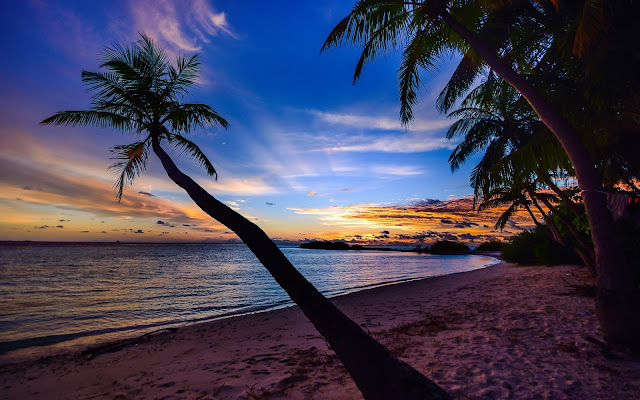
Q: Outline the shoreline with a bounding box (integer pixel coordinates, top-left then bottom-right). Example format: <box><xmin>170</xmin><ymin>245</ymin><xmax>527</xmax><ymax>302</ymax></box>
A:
<box><xmin>0</xmin><ymin>255</ymin><xmax>499</xmax><ymax>363</ymax></box>
<box><xmin>1</xmin><ymin>262</ymin><xmax>639</xmax><ymax>399</ymax></box>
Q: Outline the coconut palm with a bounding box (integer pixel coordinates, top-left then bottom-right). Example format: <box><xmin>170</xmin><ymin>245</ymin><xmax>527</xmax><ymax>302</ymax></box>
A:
<box><xmin>442</xmin><ymin>70</ymin><xmax>595</xmax><ymax>269</ymax></box>
<box><xmin>41</xmin><ymin>34</ymin><xmax>451</xmax><ymax>400</ymax></box>
<box><xmin>323</xmin><ymin>0</ymin><xmax>639</xmax><ymax>352</ymax></box>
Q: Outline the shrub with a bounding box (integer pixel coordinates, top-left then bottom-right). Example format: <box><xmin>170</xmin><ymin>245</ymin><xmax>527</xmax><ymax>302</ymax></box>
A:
<box><xmin>429</xmin><ymin>240</ymin><xmax>470</xmax><ymax>255</ymax></box>
<box><xmin>475</xmin><ymin>240</ymin><xmax>505</xmax><ymax>252</ymax></box>
<box><xmin>501</xmin><ymin>227</ymin><xmax>581</xmax><ymax>265</ymax></box>
<box><xmin>300</xmin><ymin>240</ymin><xmax>350</xmax><ymax>250</ymax></box>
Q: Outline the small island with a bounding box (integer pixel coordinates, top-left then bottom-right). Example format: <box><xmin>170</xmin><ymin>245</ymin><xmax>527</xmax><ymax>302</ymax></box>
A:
<box><xmin>299</xmin><ymin>240</ymin><xmax>474</xmax><ymax>255</ymax></box>
<box><xmin>299</xmin><ymin>240</ymin><xmax>362</xmax><ymax>250</ymax></box>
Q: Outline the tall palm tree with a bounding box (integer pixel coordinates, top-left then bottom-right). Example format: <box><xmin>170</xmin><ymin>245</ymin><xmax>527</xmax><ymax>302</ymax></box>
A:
<box><xmin>323</xmin><ymin>0</ymin><xmax>639</xmax><ymax>353</ymax></box>
<box><xmin>41</xmin><ymin>34</ymin><xmax>451</xmax><ymax>400</ymax></box>
<box><xmin>442</xmin><ymin>70</ymin><xmax>595</xmax><ymax>269</ymax></box>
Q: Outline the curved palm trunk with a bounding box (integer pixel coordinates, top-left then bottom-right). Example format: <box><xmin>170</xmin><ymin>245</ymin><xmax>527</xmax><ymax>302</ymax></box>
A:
<box><xmin>441</xmin><ymin>11</ymin><xmax>639</xmax><ymax>352</ymax></box>
<box><xmin>533</xmin><ymin>193</ymin><xmax>596</xmax><ymax>273</ymax></box>
<box><xmin>523</xmin><ymin>202</ymin><xmax>541</xmax><ymax>226</ymax></box>
<box><xmin>151</xmin><ymin>137</ymin><xmax>451</xmax><ymax>399</ymax></box>
<box><xmin>538</xmin><ymin>172</ymin><xmax>582</xmax><ymax>216</ymax></box>
<box><xmin>530</xmin><ymin>195</ymin><xmax>567</xmax><ymax>245</ymax></box>
<box><xmin>530</xmin><ymin>192</ymin><xmax>595</xmax><ymax>272</ymax></box>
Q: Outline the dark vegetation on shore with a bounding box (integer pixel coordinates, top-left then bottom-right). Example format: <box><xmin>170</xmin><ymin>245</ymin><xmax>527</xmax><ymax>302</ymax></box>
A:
<box><xmin>300</xmin><ymin>240</ymin><xmax>472</xmax><ymax>255</ymax></box>
<box><xmin>502</xmin><ymin>221</ymin><xmax>640</xmax><ymax>277</ymax></box>
<box><xmin>474</xmin><ymin>240</ymin><xmax>506</xmax><ymax>252</ymax></box>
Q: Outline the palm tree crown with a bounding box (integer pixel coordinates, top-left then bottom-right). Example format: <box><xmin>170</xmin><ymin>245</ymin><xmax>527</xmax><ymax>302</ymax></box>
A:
<box><xmin>41</xmin><ymin>34</ymin><xmax>228</xmax><ymax>200</ymax></box>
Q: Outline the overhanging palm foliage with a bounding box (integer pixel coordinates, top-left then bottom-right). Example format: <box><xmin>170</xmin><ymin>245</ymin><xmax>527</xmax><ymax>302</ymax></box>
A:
<box><xmin>443</xmin><ymin>71</ymin><xmax>594</xmax><ymax>267</ymax></box>
<box><xmin>322</xmin><ymin>0</ymin><xmax>473</xmax><ymax>123</ymax></box>
<box><xmin>325</xmin><ymin>0</ymin><xmax>640</xmax><ymax>351</ymax></box>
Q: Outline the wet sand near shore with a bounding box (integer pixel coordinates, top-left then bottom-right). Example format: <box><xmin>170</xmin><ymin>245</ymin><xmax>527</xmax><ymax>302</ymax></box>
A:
<box><xmin>1</xmin><ymin>262</ymin><xmax>638</xmax><ymax>399</ymax></box>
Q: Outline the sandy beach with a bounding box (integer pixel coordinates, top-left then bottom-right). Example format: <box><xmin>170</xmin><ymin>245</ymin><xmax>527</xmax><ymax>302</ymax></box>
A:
<box><xmin>1</xmin><ymin>262</ymin><xmax>639</xmax><ymax>399</ymax></box>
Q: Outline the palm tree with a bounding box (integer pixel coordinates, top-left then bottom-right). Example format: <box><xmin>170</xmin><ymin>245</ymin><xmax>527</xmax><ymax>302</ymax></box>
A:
<box><xmin>323</xmin><ymin>0</ymin><xmax>639</xmax><ymax>353</ymax></box>
<box><xmin>41</xmin><ymin>34</ymin><xmax>451</xmax><ymax>400</ymax></box>
<box><xmin>443</xmin><ymin>73</ymin><xmax>595</xmax><ymax>270</ymax></box>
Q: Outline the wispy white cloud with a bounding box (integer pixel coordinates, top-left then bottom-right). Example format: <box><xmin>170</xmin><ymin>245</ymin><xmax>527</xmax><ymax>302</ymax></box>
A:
<box><xmin>310</xmin><ymin>110</ymin><xmax>451</xmax><ymax>132</ymax></box>
<box><xmin>129</xmin><ymin>0</ymin><xmax>234</xmax><ymax>52</ymax></box>
<box><xmin>306</xmin><ymin>109</ymin><xmax>456</xmax><ymax>153</ymax></box>
<box><xmin>189</xmin><ymin>0</ymin><xmax>235</xmax><ymax>39</ymax></box>
<box><xmin>371</xmin><ymin>165</ymin><xmax>425</xmax><ymax>176</ymax></box>
<box><xmin>326</xmin><ymin>132</ymin><xmax>455</xmax><ymax>153</ymax></box>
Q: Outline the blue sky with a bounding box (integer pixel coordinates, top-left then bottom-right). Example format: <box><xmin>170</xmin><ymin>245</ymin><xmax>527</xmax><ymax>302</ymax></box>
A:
<box><xmin>0</xmin><ymin>0</ymin><xmax>532</xmax><ymax>244</ymax></box>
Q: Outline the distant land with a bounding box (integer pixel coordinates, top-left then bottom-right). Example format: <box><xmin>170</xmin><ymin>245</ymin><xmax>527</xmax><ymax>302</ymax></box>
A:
<box><xmin>1</xmin><ymin>240</ymin><xmax>500</xmax><ymax>257</ymax></box>
<box><xmin>0</xmin><ymin>241</ymin><xmax>245</xmax><ymax>247</ymax></box>
<box><xmin>299</xmin><ymin>240</ymin><xmax>479</xmax><ymax>255</ymax></box>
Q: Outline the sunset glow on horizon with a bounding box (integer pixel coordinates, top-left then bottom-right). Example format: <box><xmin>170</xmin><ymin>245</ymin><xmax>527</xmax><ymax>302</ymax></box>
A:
<box><xmin>0</xmin><ymin>0</ymin><xmax>538</xmax><ymax>245</ymax></box>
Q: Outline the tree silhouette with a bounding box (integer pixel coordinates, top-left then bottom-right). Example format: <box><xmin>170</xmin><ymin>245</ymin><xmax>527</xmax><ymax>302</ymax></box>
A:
<box><xmin>41</xmin><ymin>34</ymin><xmax>451</xmax><ymax>400</ymax></box>
<box><xmin>323</xmin><ymin>0</ymin><xmax>639</xmax><ymax>353</ymax></box>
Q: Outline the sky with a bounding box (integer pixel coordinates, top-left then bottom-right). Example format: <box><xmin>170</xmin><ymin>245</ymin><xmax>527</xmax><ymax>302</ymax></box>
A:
<box><xmin>0</xmin><ymin>0</ymin><xmax>535</xmax><ymax>245</ymax></box>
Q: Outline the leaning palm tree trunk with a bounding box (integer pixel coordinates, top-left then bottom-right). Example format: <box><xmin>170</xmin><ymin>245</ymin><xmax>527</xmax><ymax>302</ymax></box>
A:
<box><xmin>40</xmin><ymin>33</ymin><xmax>453</xmax><ymax>397</ymax></box>
<box><xmin>440</xmin><ymin>10</ymin><xmax>639</xmax><ymax>353</ymax></box>
<box><xmin>533</xmin><ymin>193</ymin><xmax>596</xmax><ymax>272</ymax></box>
<box><xmin>151</xmin><ymin>136</ymin><xmax>451</xmax><ymax>400</ymax></box>
<box><xmin>538</xmin><ymin>173</ymin><xmax>582</xmax><ymax>216</ymax></box>
<box><xmin>529</xmin><ymin>191</ymin><xmax>596</xmax><ymax>272</ymax></box>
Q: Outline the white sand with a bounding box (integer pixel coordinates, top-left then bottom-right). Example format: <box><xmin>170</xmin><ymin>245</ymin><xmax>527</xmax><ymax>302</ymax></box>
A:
<box><xmin>1</xmin><ymin>262</ymin><xmax>639</xmax><ymax>399</ymax></box>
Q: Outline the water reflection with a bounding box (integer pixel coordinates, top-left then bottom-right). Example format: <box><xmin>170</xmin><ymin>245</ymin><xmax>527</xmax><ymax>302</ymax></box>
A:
<box><xmin>0</xmin><ymin>244</ymin><xmax>495</xmax><ymax>359</ymax></box>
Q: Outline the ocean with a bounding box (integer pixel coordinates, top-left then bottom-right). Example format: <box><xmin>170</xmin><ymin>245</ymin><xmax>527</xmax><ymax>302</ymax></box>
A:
<box><xmin>0</xmin><ymin>243</ymin><xmax>497</xmax><ymax>363</ymax></box>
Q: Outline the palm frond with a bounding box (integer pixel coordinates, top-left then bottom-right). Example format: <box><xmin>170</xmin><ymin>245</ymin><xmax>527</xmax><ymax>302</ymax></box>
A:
<box><xmin>90</xmin><ymin>100</ymin><xmax>148</xmax><ymax>132</ymax></box>
<box><xmin>40</xmin><ymin>110</ymin><xmax>133</xmax><ymax>132</ymax></box>
<box><xmin>81</xmin><ymin>71</ymin><xmax>130</xmax><ymax>103</ymax></box>
<box><xmin>166</xmin><ymin>134</ymin><xmax>218</xmax><ymax>179</ymax></box>
<box><xmin>166</xmin><ymin>54</ymin><xmax>201</xmax><ymax>99</ymax></box>
<box><xmin>163</xmin><ymin>103</ymin><xmax>229</xmax><ymax>133</ymax></box>
<box><xmin>493</xmin><ymin>203</ymin><xmax>517</xmax><ymax>231</ymax></box>
<box><xmin>321</xmin><ymin>0</ymin><xmax>408</xmax><ymax>51</ymax></box>
<box><xmin>108</xmin><ymin>139</ymin><xmax>151</xmax><ymax>200</ymax></box>
<box><xmin>573</xmin><ymin>0</ymin><xmax>605</xmax><ymax>59</ymax></box>
<box><xmin>437</xmin><ymin>56</ymin><xmax>483</xmax><ymax>113</ymax></box>
<box><xmin>446</xmin><ymin>107</ymin><xmax>497</xmax><ymax>124</ymax></box>
<box><xmin>99</xmin><ymin>41</ymin><xmax>138</xmax><ymax>74</ymax></box>
<box><xmin>137</xmin><ymin>33</ymin><xmax>170</xmax><ymax>80</ymax></box>
<box><xmin>398</xmin><ymin>19</ymin><xmax>443</xmax><ymax>124</ymax></box>
<box><xmin>398</xmin><ymin>25</ymin><xmax>436</xmax><ymax>124</ymax></box>
<box><xmin>352</xmin><ymin>6</ymin><xmax>414</xmax><ymax>82</ymax></box>
<box><xmin>448</xmin><ymin>119</ymin><xmax>502</xmax><ymax>171</ymax></box>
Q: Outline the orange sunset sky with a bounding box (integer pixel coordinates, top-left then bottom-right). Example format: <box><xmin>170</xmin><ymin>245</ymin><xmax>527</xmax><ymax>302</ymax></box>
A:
<box><xmin>0</xmin><ymin>0</ymin><xmax>539</xmax><ymax>245</ymax></box>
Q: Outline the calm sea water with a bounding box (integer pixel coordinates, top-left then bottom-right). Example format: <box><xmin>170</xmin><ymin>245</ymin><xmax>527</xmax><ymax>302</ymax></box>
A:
<box><xmin>0</xmin><ymin>243</ymin><xmax>497</xmax><ymax>362</ymax></box>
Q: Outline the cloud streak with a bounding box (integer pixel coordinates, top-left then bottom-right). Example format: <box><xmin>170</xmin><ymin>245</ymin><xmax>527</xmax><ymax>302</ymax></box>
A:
<box><xmin>311</xmin><ymin>110</ymin><xmax>451</xmax><ymax>132</ymax></box>
<box><xmin>0</xmin><ymin>156</ymin><xmax>214</xmax><ymax>226</ymax></box>
<box><xmin>326</xmin><ymin>133</ymin><xmax>454</xmax><ymax>153</ymax></box>
<box><xmin>304</xmin><ymin>110</ymin><xmax>457</xmax><ymax>154</ymax></box>
<box><xmin>289</xmin><ymin>197</ymin><xmax>537</xmax><ymax>245</ymax></box>
<box><xmin>129</xmin><ymin>0</ymin><xmax>234</xmax><ymax>52</ymax></box>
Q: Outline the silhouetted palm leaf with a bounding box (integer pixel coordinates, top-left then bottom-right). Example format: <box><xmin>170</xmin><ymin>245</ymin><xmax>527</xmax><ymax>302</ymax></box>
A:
<box><xmin>167</xmin><ymin>133</ymin><xmax>218</xmax><ymax>179</ymax></box>
<box><xmin>40</xmin><ymin>111</ymin><xmax>133</xmax><ymax>132</ymax></box>
<box><xmin>108</xmin><ymin>140</ymin><xmax>150</xmax><ymax>200</ymax></box>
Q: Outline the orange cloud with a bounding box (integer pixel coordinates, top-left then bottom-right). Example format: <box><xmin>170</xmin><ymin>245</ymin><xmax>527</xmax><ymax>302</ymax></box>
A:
<box><xmin>0</xmin><ymin>155</ymin><xmax>229</xmax><ymax>238</ymax></box>
<box><xmin>290</xmin><ymin>197</ymin><xmax>537</xmax><ymax>245</ymax></box>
